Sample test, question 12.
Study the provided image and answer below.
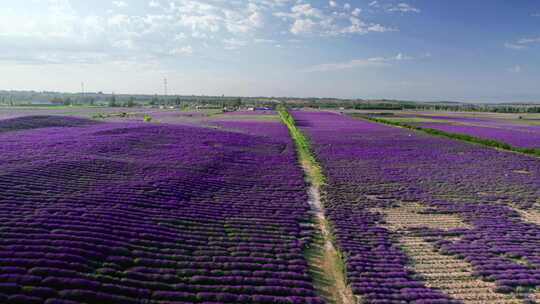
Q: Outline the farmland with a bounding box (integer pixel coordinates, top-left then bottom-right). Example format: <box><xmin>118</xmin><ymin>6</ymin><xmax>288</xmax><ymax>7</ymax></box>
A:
<box><xmin>293</xmin><ymin>111</ymin><xmax>539</xmax><ymax>303</ymax></box>
<box><xmin>0</xmin><ymin>106</ymin><xmax>538</xmax><ymax>304</ymax></box>
<box><xmin>0</xmin><ymin>110</ymin><xmax>321</xmax><ymax>303</ymax></box>
<box><xmin>360</xmin><ymin>111</ymin><xmax>540</xmax><ymax>150</ymax></box>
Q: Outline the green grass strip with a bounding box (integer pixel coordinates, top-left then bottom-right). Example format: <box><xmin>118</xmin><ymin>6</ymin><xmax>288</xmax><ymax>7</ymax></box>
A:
<box><xmin>278</xmin><ymin>106</ymin><xmax>326</xmax><ymax>187</ymax></box>
<box><xmin>278</xmin><ymin>106</ymin><xmax>356</xmax><ymax>303</ymax></box>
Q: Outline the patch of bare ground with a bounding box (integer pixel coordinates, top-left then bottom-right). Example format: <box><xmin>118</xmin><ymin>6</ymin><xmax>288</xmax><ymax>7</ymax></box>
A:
<box><xmin>374</xmin><ymin>203</ymin><xmax>523</xmax><ymax>304</ymax></box>
<box><xmin>513</xmin><ymin>207</ymin><xmax>540</xmax><ymax>226</ymax></box>
<box><xmin>373</xmin><ymin>203</ymin><xmax>471</xmax><ymax>231</ymax></box>
<box><xmin>529</xmin><ymin>289</ymin><xmax>540</xmax><ymax>302</ymax></box>
<box><xmin>512</xmin><ymin>170</ymin><xmax>531</xmax><ymax>175</ymax></box>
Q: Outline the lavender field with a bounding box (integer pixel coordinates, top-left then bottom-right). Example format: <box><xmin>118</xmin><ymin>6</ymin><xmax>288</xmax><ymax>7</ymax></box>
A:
<box><xmin>370</xmin><ymin>112</ymin><xmax>540</xmax><ymax>149</ymax></box>
<box><xmin>294</xmin><ymin>111</ymin><xmax>539</xmax><ymax>303</ymax></box>
<box><xmin>0</xmin><ymin>111</ymin><xmax>322</xmax><ymax>304</ymax></box>
<box><xmin>0</xmin><ymin>108</ymin><xmax>538</xmax><ymax>304</ymax></box>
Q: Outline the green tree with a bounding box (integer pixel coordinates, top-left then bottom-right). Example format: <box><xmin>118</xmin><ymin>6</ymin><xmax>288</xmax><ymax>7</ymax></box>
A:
<box><xmin>127</xmin><ymin>96</ymin><xmax>135</xmax><ymax>108</ymax></box>
<box><xmin>108</xmin><ymin>94</ymin><xmax>117</xmax><ymax>107</ymax></box>
<box><xmin>150</xmin><ymin>95</ymin><xmax>159</xmax><ymax>106</ymax></box>
<box><xmin>233</xmin><ymin>98</ymin><xmax>242</xmax><ymax>108</ymax></box>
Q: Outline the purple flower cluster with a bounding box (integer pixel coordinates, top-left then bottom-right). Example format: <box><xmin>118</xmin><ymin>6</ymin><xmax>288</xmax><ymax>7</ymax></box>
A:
<box><xmin>224</xmin><ymin>110</ymin><xmax>277</xmax><ymax>116</ymax></box>
<box><xmin>211</xmin><ymin>120</ymin><xmax>288</xmax><ymax>139</ymax></box>
<box><xmin>0</xmin><ymin>116</ymin><xmax>322</xmax><ymax>304</ymax></box>
<box><xmin>293</xmin><ymin>111</ymin><xmax>540</xmax><ymax>302</ymax></box>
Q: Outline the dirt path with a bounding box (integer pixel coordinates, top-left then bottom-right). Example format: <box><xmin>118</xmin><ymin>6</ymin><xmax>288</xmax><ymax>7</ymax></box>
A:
<box><xmin>303</xmin><ymin>179</ymin><xmax>357</xmax><ymax>304</ymax></box>
<box><xmin>279</xmin><ymin>107</ymin><xmax>357</xmax><ymax>304</ymax></box>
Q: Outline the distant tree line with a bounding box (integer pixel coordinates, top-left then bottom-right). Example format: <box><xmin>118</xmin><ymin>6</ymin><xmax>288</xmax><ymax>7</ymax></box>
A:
<box><xmin>2</xmin><ymin>90</ymin><xmax>540</xmax><ymax>113</ymax></box>
<box><xmin>286</xmin><ymin>98</ymin><xmax>540</xmax><ymax>113</ymax></box>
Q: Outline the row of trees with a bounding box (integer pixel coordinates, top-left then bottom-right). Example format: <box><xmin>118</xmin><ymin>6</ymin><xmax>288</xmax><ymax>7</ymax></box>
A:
<box><xmin>290</xmin><ymin>99</ymin><xmax>540</xmax><ymax>113</ymax></box>
<box><xmin>46</xmin><ymin>95</ymin><xmax>245</xmax><ymax>109</ymax></box>
<box><xmin>2</xmin><ymin>91</ymin><xmax>540</xmax><ymax>113</ymax></box>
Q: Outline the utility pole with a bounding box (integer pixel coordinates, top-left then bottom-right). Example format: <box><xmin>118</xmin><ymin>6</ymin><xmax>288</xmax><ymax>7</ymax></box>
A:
<box><xmin>163</xmin><ymin>78</ymin><xmax>168</xmax><ymax>106</ymax></box>
<box><xmin>164</xmin><ymin>78</ymin><xmax>168</xmax><ymax>96</ymax></box>
<box><xmin>81</xmin><ymin>82</ymin><xmax>85</xmax><ymax>104</ymax></box>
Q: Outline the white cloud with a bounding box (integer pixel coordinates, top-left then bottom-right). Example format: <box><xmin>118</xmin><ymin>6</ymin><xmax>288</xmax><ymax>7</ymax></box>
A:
<box><xmin>223</xmin><ymin>38</ymin><xmax>247</xmax><ymax>50</ymax></box>
<box><xmin>532</xmin><ymin>13</ymin><xmax>540</xmax><ymax>17</ymax></box>
<box><xmin>517</xmin><ymin>37</ymin><xmax>540</xmax><ymax>44</ymax></box>
<box><xmin>508</xmin><ymin>65</ymin><xmax>521</xmax><ymax>73</ymax></box>
<box><xmin>305</xmin><ymin>59</ymin><xmax>387</xmax><ymax>72</ymax></box>
<box><xmin>112</xmin><ymin>1</ymin><xmax>128</xmax><ymax>8</ymax></box>
<box><xmin>504</xmin><ymin>42</ymin><xmax>526</xmax><ymax>50</ymax></box>
<box><xmin>387</xmin><ymin>3</ymin><xmax>420</xmax><ymax>13</ymax></box>
<box><xmin>368</xmin><ymin>24</ymin><xmax>395</xmax><ymax>32</ymax></box>
<box><xmin>249</xmin><ymin>11</ymin><xmax>264</xmax><ymax>27</ymax></box>
<box><xmin>169</xmin><ymin>45</ymin><xmax>193</xmax><ymax>55</ymax></box>
<box><xmin>291</xmin><ymin>19</ymin><xmax>316</xmax><ymax>34</ymax></box>
<box><xmin>394</xmin><ymin>53</ymin><xmax>411</xmax><ymax>60</ymax></box>
<box><xmin>505</xmin><ymin>37</ymin><xmax>540</xmax><ymax>50</ymax></box>
<box><xmin>107</xmin><ymin>14</ymin><xmax>130</xmax><ymax>26</ymax></box>
<box><xmin>276</xmin><ymin>2</ymin><xmax>394</xmax><ymax>36</ymax></box>
<box><xmin>254</xmin><ymin>38</ymin><xmax>277</xmax><ymax>43</ymax></box>
<box><xmin>174</xmin><ymin>32</ymin><xmax>187</xmax><ymax>40</ymax></box>
<box><xmin>305</xmin><ymin>53</ymin><xmax>413</xmax><ymax>72</ymax></box>
<box><xmin>0</xmin><ymin>0</ymin><xmax>403</xmax><ymax>67</ymax></box>
<box><xmin>291</xmin><ymin>3</ymin><xmax>324</xmax><ymax>18</ymax></box>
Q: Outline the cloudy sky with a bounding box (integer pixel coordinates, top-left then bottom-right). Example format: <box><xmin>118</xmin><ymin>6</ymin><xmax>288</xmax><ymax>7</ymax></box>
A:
<box><xmin>1</xmin><ymin>0</ymin><xmax>539</xmax><ymax>102</ymax></box>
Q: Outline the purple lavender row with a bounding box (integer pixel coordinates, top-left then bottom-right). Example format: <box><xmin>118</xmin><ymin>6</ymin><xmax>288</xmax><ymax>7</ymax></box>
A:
<box><xmin>292</xmin><ymin>111</ymin><xmax>459</xmax><ymax>303</ymax></box>
<box><xmin>0</xmin><ymin>116</ymin><xmax>323</xmax><ymax>304</ymax></box>
<box><xmin>293</xmin><ymin>111</ymin><xmax>539</xmax><ymax>302</ymax></box>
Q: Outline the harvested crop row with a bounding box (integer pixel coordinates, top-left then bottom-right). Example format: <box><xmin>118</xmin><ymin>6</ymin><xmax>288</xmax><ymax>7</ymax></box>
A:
<box><xmin>0</xmin><ymin>116</ymin><xmax>322</xmax><ymax>304</ymax></box>
<box><xmin>292</xmin><ymin>111</ymin><xmax>539</xmax><ymax>303</ymax></box>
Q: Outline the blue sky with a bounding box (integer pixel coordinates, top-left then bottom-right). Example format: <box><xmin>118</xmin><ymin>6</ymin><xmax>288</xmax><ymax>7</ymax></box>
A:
<box><xmin>0</xmin><ymin>0</ymin><xmax>539</xmax><ymax>102</ymax></box>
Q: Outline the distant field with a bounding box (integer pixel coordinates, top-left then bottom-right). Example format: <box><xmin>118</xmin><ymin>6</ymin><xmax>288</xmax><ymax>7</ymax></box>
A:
<box><xmin>354</xmin><ymin>110</ymin><xmax>540</xmax><ymax>149</ymax></box>
<box><xmin>0</xmin><ymin>107</ymin><xmax>538</xmax><ymax>304</ymax></box>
